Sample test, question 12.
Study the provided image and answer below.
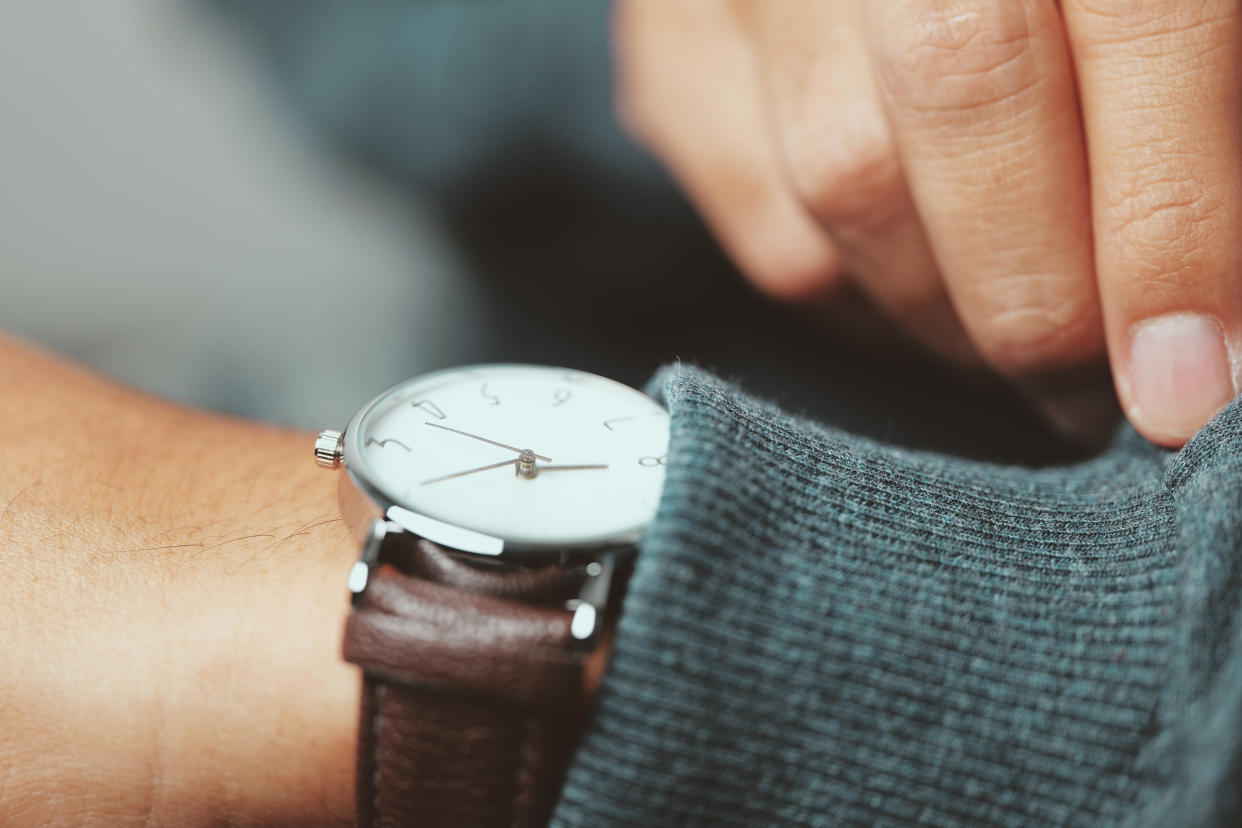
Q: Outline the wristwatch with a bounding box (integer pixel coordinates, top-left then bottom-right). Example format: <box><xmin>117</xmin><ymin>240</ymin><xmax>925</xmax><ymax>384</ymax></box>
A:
<box><xmin>315</xmin><ymin>364</ymin><xmax>670</xmax><ymax>828</ymax></box>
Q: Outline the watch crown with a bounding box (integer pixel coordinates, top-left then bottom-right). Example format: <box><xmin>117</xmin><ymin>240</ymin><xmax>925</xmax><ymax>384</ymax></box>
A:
<box><xmin>314</xmin><ymin>429</ymin><xmax>345</xmax><ymax>469</ymax></box>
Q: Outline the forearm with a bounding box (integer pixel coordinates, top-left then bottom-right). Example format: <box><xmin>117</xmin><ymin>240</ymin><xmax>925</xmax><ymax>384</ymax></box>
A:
<box><xmin>0</xmin><ymin>335</ymin><xmax>357</xmax><ymax>826</ymax></box>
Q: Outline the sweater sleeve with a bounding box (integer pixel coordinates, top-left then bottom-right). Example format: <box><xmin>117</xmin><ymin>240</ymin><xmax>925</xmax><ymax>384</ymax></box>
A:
<box><xmin>551</xmin><ymin>365</ymin><xmax>1242</xmax><ymax>828</ymax></box>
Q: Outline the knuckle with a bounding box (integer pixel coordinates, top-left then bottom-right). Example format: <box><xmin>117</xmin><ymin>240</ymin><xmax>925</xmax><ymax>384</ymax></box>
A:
<box><xmin>877</xmin><ymin>269</ymin><xmax>951</xmax><ymax>319</ymax></box>
<box><xmin>737</xmin><ymin>240</ymin><xmax>846</xmax><ymax>302</ymax></box>
<box><xmin>967</xmin><ymin>278</ymin><xmax>1102</xmax><ymax>376</ymax></box>
<box><xmin>876</xmin><ymin>0</ymin><xmax>1048</xmax><ymax>117</ymax></box>
<box><xmin>1067</xmin><ymin>0</ymin><xmax>1238</xmax><ymax>52</ymax></box>
<box><xmin>1102</xmin><ymin>172</ymin><xmax>1227</xmax><ymax>287</ymax></box>
<box><xmin>783</xmin><ymin>122</ymin><xmax>903</xmax><ymax>227</ymax></box>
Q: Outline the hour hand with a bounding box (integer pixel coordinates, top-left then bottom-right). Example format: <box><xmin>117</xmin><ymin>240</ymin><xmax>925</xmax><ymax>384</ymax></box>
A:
<box><xmin>420</xmin><ymin>458</ymin><xmax>517</xmax><ymax>486</ymax></box>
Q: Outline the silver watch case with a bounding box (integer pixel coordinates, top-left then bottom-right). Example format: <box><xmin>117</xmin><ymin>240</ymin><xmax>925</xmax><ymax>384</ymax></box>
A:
<box><xmin>336</xmin><ymin>382</ymin><xmax>651</xmax><ymax>564</ymax></box>
<box><xmin>332</xmin><ymin>375</ymin><xmax>654</xmax><ymax>648</ymax></box>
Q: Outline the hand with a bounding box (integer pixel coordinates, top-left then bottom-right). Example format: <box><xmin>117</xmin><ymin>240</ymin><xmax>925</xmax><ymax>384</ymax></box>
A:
<box><xmin>614</xmin><ymin>0</ymin><xmax>1242</xmax><ymax>446</ymax></box>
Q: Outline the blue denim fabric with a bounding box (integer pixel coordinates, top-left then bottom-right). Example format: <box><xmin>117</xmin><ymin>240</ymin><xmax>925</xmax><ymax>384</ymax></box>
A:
<box><xmin>552</xmin><ymin>366</ymin><xmax>1242</xmax><ymax>827</ymax></box>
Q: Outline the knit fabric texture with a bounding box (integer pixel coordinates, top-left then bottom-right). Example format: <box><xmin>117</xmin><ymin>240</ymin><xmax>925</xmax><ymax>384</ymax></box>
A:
<box><xmin>551</xmin><ymin>365</ymin><xmax>1242</xmax><ymax>827</ymax></box>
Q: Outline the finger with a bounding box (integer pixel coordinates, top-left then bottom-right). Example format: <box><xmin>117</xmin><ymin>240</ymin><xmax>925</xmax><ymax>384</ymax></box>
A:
<box><xmin>613</xmin><ymin>0</ymin><xmax>843</xmax><ymax>301</ymax></box>
<box><xmin>751</xmin><ymin>0</ymin><xmax>980</xmax><ymax>366</ymax></box>
<box><xmin>867</xmin><ymin>0</ymin><xmax>1113</xmax><ymax>440</ymax></box>
<box><xmin>1062</xmin><ymin>1</ymin><xmax>1242</xmax><ymax>446</ymax></box>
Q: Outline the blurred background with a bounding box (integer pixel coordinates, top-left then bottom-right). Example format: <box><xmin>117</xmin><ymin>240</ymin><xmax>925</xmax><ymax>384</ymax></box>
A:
<box><xmin>0</xmin><ymin>0</ymin><xmax>1070</xmax><ymax>462</ymax></box>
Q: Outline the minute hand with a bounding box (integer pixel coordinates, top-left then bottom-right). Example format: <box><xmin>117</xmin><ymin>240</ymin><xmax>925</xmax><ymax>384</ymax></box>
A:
<box><xmin>535</xmin><ymin>464</ymin><xmax>608</xmax><ymax>472</ymax></box>
<box><xmin>423</xmin><ymin>421</ymin><xmax>551</xmax><ymax>462</ymax></box>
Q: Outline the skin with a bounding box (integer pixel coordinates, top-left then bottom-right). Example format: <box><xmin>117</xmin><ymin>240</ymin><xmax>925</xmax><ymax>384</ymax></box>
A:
<box><xmin>0</xmin><ymin>335</ymin><xmax>611</xmax><ymax>825</ymax></box>
<box><xmin>0</xmin><ymin>334</ymin><xmax>358</xmax><ymax>826</ymax></box>
<box><xmin>615</xmin><ymin>0</ymin><xmax>1242</xmax><ymax>447</ymax></box>
<box><xmin>8</xmin><ymin>2</ymin><xmax>1236</xmax><ymax>817</ymax></box>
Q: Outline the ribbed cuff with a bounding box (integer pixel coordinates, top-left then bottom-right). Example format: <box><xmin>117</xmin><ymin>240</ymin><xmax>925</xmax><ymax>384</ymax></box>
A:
<box><xmin>553</xmin><ymin>365</ymin><xmax>1242</xmax><ymax>827</ymax></box>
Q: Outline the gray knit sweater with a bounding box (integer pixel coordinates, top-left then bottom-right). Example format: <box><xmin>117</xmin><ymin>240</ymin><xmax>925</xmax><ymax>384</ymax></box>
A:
<box><xmin>206</xmin><ymin>6</ymin><xmax>1242</xmax><ymax>822</ymax></box>
<box><xmin>552</xmin><ymin>366</ymin><xmax>1242</xmax><ymax>827</ymax></box>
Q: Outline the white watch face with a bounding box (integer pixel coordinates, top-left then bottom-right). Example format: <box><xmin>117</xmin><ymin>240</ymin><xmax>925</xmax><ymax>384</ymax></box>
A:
<box><xmin>344</xmin><ymin>364</ymin><xmax>670</xmax><ymax>548</ymax></box>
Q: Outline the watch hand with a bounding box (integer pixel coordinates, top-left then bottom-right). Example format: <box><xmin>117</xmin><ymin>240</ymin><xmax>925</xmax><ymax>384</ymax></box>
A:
<box><xmin>420</xmin><ymin>457</ymin><xmax>518</xmax><ymax>486</ymax></box>
<box><xmin>423</xmin><ymin>422</ymin><xmax>551</xmax><ymax>462</ymax></box>
<box><xmin>422</xmin><ymin>460</ymin><xmax>608</xmax><ymax>486</ymax></box>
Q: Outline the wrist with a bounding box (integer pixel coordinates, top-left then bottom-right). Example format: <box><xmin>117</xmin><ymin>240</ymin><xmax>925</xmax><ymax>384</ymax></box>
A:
<box><xmin>148</xmin><ymin>453</ymin><xmax>356</xmax><ymax>827</ymax></box>
<box><xmin>0</xmin><ymin>337</ymin><xmax>357</xmax><ymax>826</ymax></box>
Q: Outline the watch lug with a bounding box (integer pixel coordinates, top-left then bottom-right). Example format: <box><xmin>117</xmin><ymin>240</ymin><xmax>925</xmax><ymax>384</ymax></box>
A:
<box><xmin>568</xmin><ymin>553</ymin><xmax>618</xmax><ymax>650</ymax></box>
<box><xmin>349</xmin><ymin>518</ymin><xmax>405</xmax><ymax>606</ymax></box>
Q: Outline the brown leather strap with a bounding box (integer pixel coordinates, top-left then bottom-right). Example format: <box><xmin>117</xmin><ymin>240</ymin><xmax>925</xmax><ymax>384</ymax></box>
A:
<box><xmin>343</xmin><ymin>540</ymin><xmax>589</xmax><ymax>828</ymax></box>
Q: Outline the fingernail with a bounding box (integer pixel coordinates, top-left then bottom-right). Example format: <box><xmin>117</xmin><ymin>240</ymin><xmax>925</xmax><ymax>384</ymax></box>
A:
<box><xmin>1037</xmin><ymin>384</ymin><xmax>1121</xmax><ymax>447</ymax></box>
<box><xmin>1128</xmin><ymin>313</ymin><xmax>1236</xmax><ymax>445</ymax></box>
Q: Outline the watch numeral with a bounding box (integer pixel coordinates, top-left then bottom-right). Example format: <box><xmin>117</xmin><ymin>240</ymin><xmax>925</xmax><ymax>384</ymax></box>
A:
<box><xmin>603</xmin><ymin>417</ymin><xmax>634</xmax><ymax>431</ymax></box>
<box><xmin>366</xmin><ymin>437</ymin><xmax>412</xmax><ymax>452</ymax></box>
<box><xmin>480</xmin><ymin>384</ymin><xmax>500</xmax><ymax>406</ymax></box>
<box><xmin>638</xmin><ymin>455</ymin><xmax>667</xmax><ymax>467</ymax></box>
<box><xmin>551</xmin><ymin>388</ymin><xmax>572</xmax><ymax>407</ymax></box>
<box><xmin>411</xmin><ymin>399</ymin><xmax>446</xmax><ymax>420</ymax></box>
